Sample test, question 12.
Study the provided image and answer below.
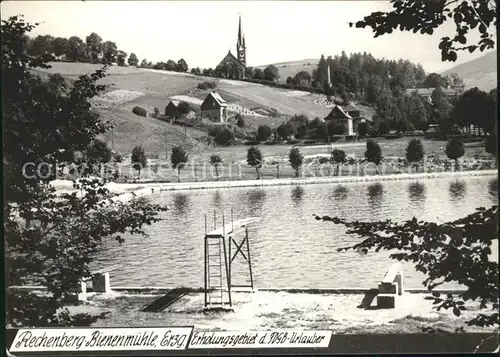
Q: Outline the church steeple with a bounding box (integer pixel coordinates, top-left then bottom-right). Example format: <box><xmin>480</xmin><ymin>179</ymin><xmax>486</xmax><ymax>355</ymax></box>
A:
<box><xmin>236</xmin><ymin>13</ymin><xmax>246</xmax><ymax>67</ymax></box>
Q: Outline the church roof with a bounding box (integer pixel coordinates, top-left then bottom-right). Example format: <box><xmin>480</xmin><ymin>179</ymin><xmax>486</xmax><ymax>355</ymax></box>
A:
<box><xmin>217</xmin><ymin>51</ymin><xmax>245</xmax><ymax>69</ymax></box>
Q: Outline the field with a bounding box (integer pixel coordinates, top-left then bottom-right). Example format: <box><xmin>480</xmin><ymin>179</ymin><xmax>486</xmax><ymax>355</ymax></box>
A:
<box><xmin>34</xmin><ymin>62</ymin><xmax>336</xmax><ymax>153</ymax></box>
<box><xmin>255</xmin><ymin>59</ymin><xmax>319</xmax><ymax>84</ymax></box>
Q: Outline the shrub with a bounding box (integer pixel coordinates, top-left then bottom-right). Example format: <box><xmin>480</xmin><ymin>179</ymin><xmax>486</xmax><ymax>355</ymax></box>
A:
<box><xmin>132</xmin><ymin>106</ymin><xmax>147</xmax><ymax>117</ymax></box>
<box><xmin>113</xmin><ymin>151</ymin><xmax>123</xmax><ymax>163</ymax></box>
<box><xmin>247</xmin><ymin>146</ymin><xmax>263</xmax><ymax>179</ymax></box>
<box><xmin>152</xmin><ymin>107</ymin><xmax>160</xmax><ymax>119</ymax></box>
<box><xmin>197</xmin><ymin>81</ymin><xmax>217</xmax><ymax>90</ymax></box>
<box><xmin>236</xmin><ymin>114</ymin><xmax>245</xmax><ymax>128</ymax></box>
<box><xmin>289</xmin><ymin>147</ymin><xmax>304</xmax><ymax>177</ymax></box>
<box><xmin>330</xmin><ymin>149</ymin><xmax>346</xmax><ymax>175</ymax></box>
<box><xmin>358</xmin><ymin>122</ymin><xmax>368</xmax><ymax>138</ymax></box>
<box><xmin>406</xmin><ymin>138</ymin><xmax>425</xmax><ymax>171</ymax></box>
<box><xmin>365</xmin><ymin>139</ymin><xmax>383</xmax><ymax>173</ymax></box>
<box><xmin>257</xmin><ymin>125</ymin><xmax>273</xmax><ymax>141</ymax></box>
<box><xmin>131</xmin><ymin>145</ymin><xmax>147</xmax><ymax>175</ymax></box>
<box><xmin>214</xmin><ymin>127</ymin><xmax>235</xmax><ymax>146</ymax></box>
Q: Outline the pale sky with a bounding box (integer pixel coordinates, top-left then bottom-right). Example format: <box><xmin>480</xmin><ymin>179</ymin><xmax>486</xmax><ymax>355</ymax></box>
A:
<box><xmin>1</xmin><ymin>0</ymin><xmax>496</xmax><ymax>73</ymax></box>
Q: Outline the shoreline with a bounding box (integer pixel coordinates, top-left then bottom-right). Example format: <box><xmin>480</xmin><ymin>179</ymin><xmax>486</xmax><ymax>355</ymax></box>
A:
<box><xmin>104</xmin><ymin>169</ymin><xmax>497</xmax><ymax>196</ymax></box>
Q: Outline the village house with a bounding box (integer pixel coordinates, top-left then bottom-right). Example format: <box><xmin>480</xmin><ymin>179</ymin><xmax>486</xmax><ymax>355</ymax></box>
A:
<box><xmin>201</xmin><ymin>92</ymin><xmax>228</xmax><ymax>123</ymax></box>
<box><xmin>164</xmin><ymin>100</ymin><xmax>180</xmax><ymax>120</ymax></box>
<box><xmin>324</xmin><ymin>103</ymin><xmax>371</xmax><ymax>136</ymax></box>
<box><xmin>405</xmin><ymin>87</ymin><xmax>459</xmax><ymax>104</ymax></box>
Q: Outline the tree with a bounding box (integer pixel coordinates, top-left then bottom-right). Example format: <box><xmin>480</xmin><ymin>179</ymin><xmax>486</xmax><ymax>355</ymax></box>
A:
<box><xmin>317</xmin><ymin>123</ymin><xmax>329</xmax><ymax>140</ymax></box>
<box><xmin>139</xmin><ymin>59</ymin><xmax>148</xmax><ymax>68</ymax></box>
<box><xmin>86</xmin><ymin>139</ymin><xmax>112</xmax><ymax>170</ymax></box>
<box><xmin>214</xmin><ymin>127</ymin><xmax>235</xmax><ymax>146</ymax></box>
<box><xmin>314</xmin><ymin>206</ymin><xmax>499</xmax><ymax>329</ymax></box>
<box><xmin>101</xmin><ymin>41</ymin><xmax>117</xmax><ymax>65</ymax></box>
<box><xmin>424</xmin><ymin>73</ymin><xmax>449</xmax><ymax>88</ymax></box>
<box><xmin>66</xmin><ymin>36</ymin><xmax>87</xmax><ymax>62</ymax></box>
<box><xmin>171</xmin><ymin>145</ymin><xmax>188</xmax><ymax>181</ymax></box>
<box><xmin>286</xmin><ymin>76</ymin><xmax>294</xmax><ymax>85</ymax></box>
<box><xmin>451</xmin><ymin>87</ymin><xmax>493</xmax><ymax>136</ymax></box>
<box><xmin>131</xmin><ymin>145</ymin><xmax>147</xmax><ymax>176</ymax></box>
<box><xmin>52</xmin><ymin>37</ymin><xmax>69</xmax><ymax>57</ymax></box>
<box><xmin>263</xmin><ymin>65</ymin><xmax>280</xmax><ymax>82</ymax></box>
<box><xmin>116</xmin><ymin>50</ymin><xmax>127</xmax><ymax>66</ymax></box>
<box><xmin>245</xmin><ymin>66</ymin><xmax>254</xmax><ymax>79</ymax></box>
<box><xmin>277</xmin><ymin>123</ymin><xmax>293</xmax><ymax>141</ymax></box>
<box><xmin>3</xmin><ymin>15</ymin><xmax>166</xmax><ymax>327</ymax></box>
<box><xmin>445</xmin><ymin>137</ymin><xmax>465</xmax><ymax>169</ymax></box>
<box><xmin>85</xmin><ymin>32</ymin><xmax>103</xmax><ymax>64</ymax></box>
<box><xmin>431</xmin><ymin>87</ymin><xmax>453</xmax><ymax>132</ymax></box>
<box><xmin>165</xmin><ymin>59</ymin><xmax>177</xmax><ymax>71</ymax></box>
<box><xmin>365</xmin><ymin>139</ymin><xmax>383</xmax><ymax>174</ymax></box>
<box><xmin>253</xmin><ymin>68</ymin><xmax>264</xmax><ymax>80</ymax></box>
<box><xmin>349</xmin><ymin>0</ymin><xmax>496</xmax><ymax>62</ymax></box>
<box><xmin>128</xmin><ymin>52</ymin><xmax>139</xmax><ymax>67</ymax></box>
<box><xmin>210</xmin><ymin>154</ymin><xmax>223</xmax><ymax>181</ymax></box>
<box><xmin>405</xmin><ymin>138</ymin><xmax>425</xmax><ymax>172</ymax></box>
<box><xmin>330</xmin><ymin>149</ymin><xmax>346</xmax><ymax>176</ymax></box>
<box><xmin>485</xmin><ymin>133</ymin><xmax>497</xmax><ymax>166</ymax></box>
<box><xmin>378</xmin><ymin>121</ymin><xmax>390</xmax><ymax>136</ymax></box>
<box><xmin>357</xmin><ymin>122</ymin><xmax>368</xmax><ymax>138</ymax></box>
<box><xmin>29</xmin><ymin>35</ymin><xmax>55</xmax><ymax>56</ymax></box>
<box><xmin>289</xmin><ymin>147</ymin><xmax>304</xmax><ymax>177</ymax></box>
<box><xmin>247</xmin><ymin>146</ymin><xmax>263</xmax><ymax>179</ymax></box>
<box><xmin>177</xmin><ymin>101</ymin><xmax>191</xmax><ymax>117</ymax></box>
<box><xmin>257</xmin><ymin>125</ymin><xmax>273</xmax><ymax>141</ymax></box>
<box><xmin>176</xmin><ymin>58</ymin><xmax>188</xmax><ymax>73</ymax></box>
<box><xmin>294</xmin><ymin>70</ymin><xmax>312</xmax><ymax>86</ymax></box>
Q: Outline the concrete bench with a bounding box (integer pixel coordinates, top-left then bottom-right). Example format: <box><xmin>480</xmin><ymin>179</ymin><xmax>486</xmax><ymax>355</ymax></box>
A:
<box><xmin>377</xmin><ymin>263</ymin><xmax>404</xmax><ymax>309</ymax></box>
<box><xmin>72</xmin><ymin>265</ymin><xmax>121</xmax><ymax>301</ymax></box>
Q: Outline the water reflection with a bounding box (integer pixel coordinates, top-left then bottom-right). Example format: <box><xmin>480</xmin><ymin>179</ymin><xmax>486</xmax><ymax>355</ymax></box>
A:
<box><xmin>449</xmin><ymin>181</ymin><xmax>467</xmax><ymax>201</ymax></box>
<box><xmin>212</xmin><ymin>190</ymin><xmax>222</xmax><ymax>208</ymax></box>
<box><xmin>408</xmin><ymin>182</ymin><xmax>426</xmax><ymax>202</ymax></box>
<box><xmin>291</xmin><ymin>186</ymin><xmax>305</xmax><ymax>206</ymax></box>
<box><xmin>367</xmin><ymin>183</ymin><xmax>384</xmax><ymax>207</ymax></box>
<box><xmin>173</xmin><ymin>193</ymin><xmax>189</xmax><ymax>216</ymax></box>
<box><xmin>333</xmin><ymin>185</ymin><xmax>349</xmax><ymax>201</ymax></box>
<box><xmin>488</xmin><ymin>179</ymin><xmax>498</xmax><ymax>201</ymax></box>
<box><xmin>247</xmin><ymin>189</ymin><xmax>266</xmax><ymax>212</ymax></box>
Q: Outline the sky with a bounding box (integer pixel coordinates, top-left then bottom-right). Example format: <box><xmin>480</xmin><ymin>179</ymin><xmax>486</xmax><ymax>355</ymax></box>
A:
<box><xmin>1</xmin><ymin>0</ymin><xmax>496</xmax><ymax>73</ymax></box>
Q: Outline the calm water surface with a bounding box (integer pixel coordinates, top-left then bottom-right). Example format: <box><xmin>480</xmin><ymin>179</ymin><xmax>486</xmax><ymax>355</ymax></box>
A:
<box><xmin>93</xmin><ymin>176</ymin><xmax>498</xmax><ymax>289</ymax></box>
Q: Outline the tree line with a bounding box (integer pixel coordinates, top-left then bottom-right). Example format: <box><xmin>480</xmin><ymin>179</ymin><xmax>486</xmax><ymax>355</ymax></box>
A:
<box><xmin>24</xmin><ymin>31</ymin><xmax>190</xmax><ymax>72</ymax></box>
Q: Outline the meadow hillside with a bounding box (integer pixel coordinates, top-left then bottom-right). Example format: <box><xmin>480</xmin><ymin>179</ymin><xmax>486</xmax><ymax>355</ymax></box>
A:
<box><xmin>254</xmin><ymin>59</ymin><xmax>318</xmax><ymax>83</ymax></box>
<box><xmin>33</xmin><ymin>62</ymin><xmax>343</xmax><ymax>153</ymax></box>
<box><xmin>441</xmin><ymin>50</ymin><xmax>497</xmax><ymax>91</ymax></box>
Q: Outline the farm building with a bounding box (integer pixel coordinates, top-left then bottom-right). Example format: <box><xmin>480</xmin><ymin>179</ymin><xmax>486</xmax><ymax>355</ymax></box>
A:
<box><xmin>201</xmin><ymin>92</ymin><xmax>228</xmax><ymax>123</ymax></box>
<box><xmin>165</xmin><ymin>100</ymin><xmax>180</xmax><ymax>119</ymax></box>
<box><xmin>324</xmin><ymin>103</ymin><xmax>371</xmax><ymax>136</ymax></box>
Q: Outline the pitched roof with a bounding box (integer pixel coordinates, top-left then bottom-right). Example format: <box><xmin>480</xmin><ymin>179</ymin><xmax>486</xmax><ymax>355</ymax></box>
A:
<box><xmin>219</xmin><ymin>51</ymin><xmax>245</xmax><ymax>68</ymax></box>
<box><xmin>342</xmin><ymin>103</ymin><xmax>361</xmax><ymax>112</ymax></box>
<box><xmin>205</xmin><ymin>91</ymin><xmax>228</xmax><ymax>107</ymax></box>
<box><xmin>325</xmin><ymin>105</ymin><xmax>352</xmax><ymax>120</ymax></box>
<box><xmin>168</xmin><ymin>100</ymin><xmax>180</xmax><ymax>107</ymax></box>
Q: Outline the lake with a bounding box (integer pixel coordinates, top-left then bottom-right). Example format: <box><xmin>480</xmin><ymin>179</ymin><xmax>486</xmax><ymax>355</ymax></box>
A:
<box><xmin>93</xmin><ymin>175</ymin><xmax>498</xmax><ymax>289</ymax></box>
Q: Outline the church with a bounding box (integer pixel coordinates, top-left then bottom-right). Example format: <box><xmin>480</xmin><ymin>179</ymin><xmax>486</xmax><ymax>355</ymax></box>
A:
<box><xmin>215</xmin><ymin>15</ymin><xmax>247</xmax><ymax>79</ymax></box>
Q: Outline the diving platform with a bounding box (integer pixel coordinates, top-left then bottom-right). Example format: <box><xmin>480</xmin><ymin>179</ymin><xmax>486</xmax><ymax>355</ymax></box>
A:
<box><xmin>204</xmin><ymin>211</ymin><xmax>259</xmax><ymax>312</ymax></box>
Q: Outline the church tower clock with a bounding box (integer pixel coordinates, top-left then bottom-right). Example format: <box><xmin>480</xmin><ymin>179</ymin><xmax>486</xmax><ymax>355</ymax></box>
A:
<box><xmin>236</xmin><ymin>14</ymin><xmax>246</xmax><ymax>67</ymax></box>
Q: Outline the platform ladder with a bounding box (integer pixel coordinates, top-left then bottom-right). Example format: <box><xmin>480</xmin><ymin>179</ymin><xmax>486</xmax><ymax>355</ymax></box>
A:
<box><xmin>204</xmin><ymin>211</ymin><xmax>232</xmax><ymax>310</ymax></box>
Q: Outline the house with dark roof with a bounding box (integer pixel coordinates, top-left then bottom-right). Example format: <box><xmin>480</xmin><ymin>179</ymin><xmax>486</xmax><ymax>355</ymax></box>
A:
<box><xmin>201</xmin><ymin>92</ymin><xmax>228</xmax><ymax>123</ymax></box>
<box><xmin>324</xmin><ymin>103</ymin><xmax>372</xmax><ymax>136</ymax></box>
<box><xmin>164</xmin><ymin>100</ymin><xmax>180</xmax><ymax>120</ymax></box>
